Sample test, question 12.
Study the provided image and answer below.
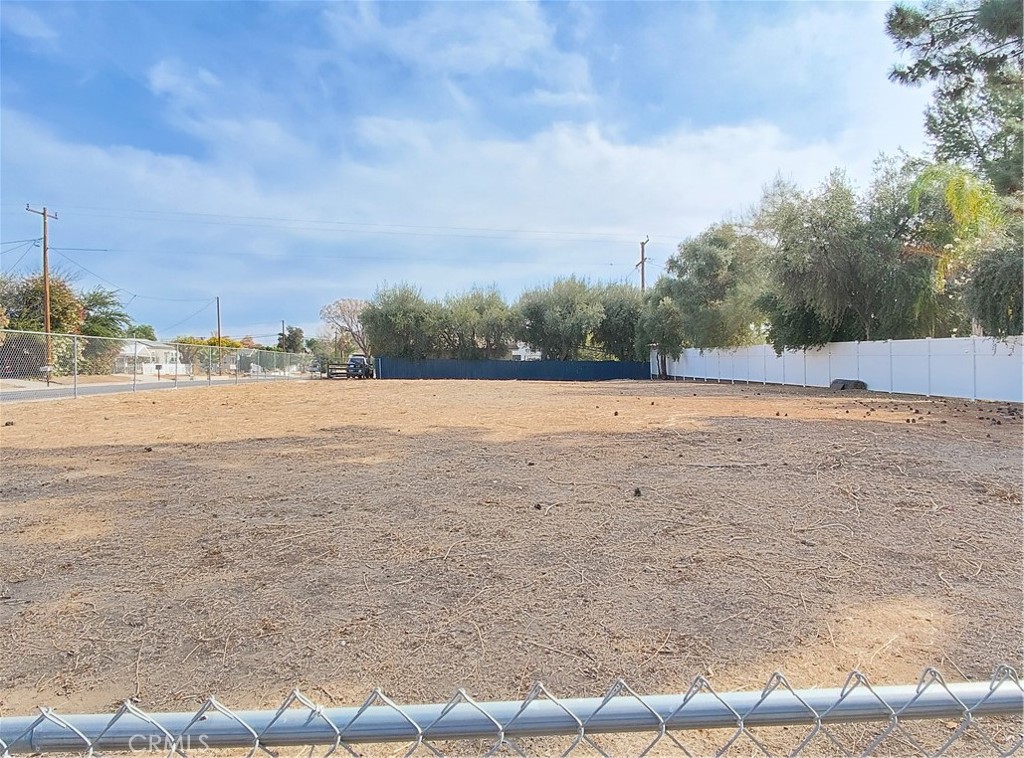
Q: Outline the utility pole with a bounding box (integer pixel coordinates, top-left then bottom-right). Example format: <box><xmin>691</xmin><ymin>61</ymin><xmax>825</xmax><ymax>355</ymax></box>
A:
<box><xmin>215</xmin><ymin>296</ymin><xmax>223</xmax><ymax>376</ymax></box>
<box><xmin>638</xmin><ymin>235</ymin><xmax>649</xmax><ymax>292</ymax></box>
<box><xmin>281</xmin><ymin>319</ymin><xmax>286</xmax><ymax>350</ymax></box>
<box><xmin>26</xmin><ymin>205</ymin><xmax>58</xmax><ymax>373</ymax></box>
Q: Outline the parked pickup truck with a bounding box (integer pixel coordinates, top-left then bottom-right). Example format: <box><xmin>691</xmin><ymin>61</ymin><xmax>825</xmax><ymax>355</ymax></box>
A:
<box><xmin>346</xmin><ymin>354</ymin><xmax>373</xmax><ymax>379</ymax></box>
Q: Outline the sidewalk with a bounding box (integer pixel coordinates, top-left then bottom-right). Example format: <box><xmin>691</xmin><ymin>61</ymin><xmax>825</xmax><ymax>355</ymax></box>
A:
<box><xmin>0</xmin><ymin>373</ymin><xmax>308</xmax><ymax>403</ymax></box>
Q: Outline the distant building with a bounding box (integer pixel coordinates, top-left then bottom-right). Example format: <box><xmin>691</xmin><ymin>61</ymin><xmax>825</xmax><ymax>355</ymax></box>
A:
<box><xmin>115</xmin><ymin>340</ymin><xmax>191</xmax><ymax>376</ymax></box>
<box><xmin>510</xmin><ymin>343</ymin><xmax>543</xmax><ymax>361</ymax></box>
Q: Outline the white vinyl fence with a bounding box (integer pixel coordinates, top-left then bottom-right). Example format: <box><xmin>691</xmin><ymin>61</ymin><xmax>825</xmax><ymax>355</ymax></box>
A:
<box><xmin>652</xmin><ymin>336</ymin><xmax>1023</xmax><ymax>402</ymax></box>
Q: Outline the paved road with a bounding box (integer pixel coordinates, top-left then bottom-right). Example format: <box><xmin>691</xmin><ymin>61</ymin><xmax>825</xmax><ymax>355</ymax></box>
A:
<box><xmin>0</xmin><ymin>376</ymin><xmax>305</xmax><ymax>404</ymax></box>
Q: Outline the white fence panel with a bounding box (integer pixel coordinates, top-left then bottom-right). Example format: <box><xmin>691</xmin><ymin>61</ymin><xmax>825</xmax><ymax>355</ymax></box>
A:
<box><xmin>746</xmin><ymin>347</ymin><xmax>765</xmax><ymax>384</ymax></box>
<box><xmin>891</xmin><ymin>339</ymin><xmax>931</xmax><ymax>395</ymax></box>
<box><xmin>929</xmin><ymin>338</ymin><xmax>977</xmax><ymax>399</ymax></box>
<box><xmin>977</xmin><ymin>337</ymin><xmax>1023</xmax><ymax>402</ymax></box>
<box><xmin>765</xmin><ymin>349</ymin><xmax>785</xmax><ymax>384</ymax></box>
<box><xmin>655</xmin><ymin>336</ymin><xmax>1022</xmax><ymax>402</ymax></box>
<box><xmin>805</xmin><ymin>348</ymin><xmax>831</xmax><ymax>387</ymax></box>
<box><xmin>857</xmin><ymin>340</ymin><xmax>892</xmax><ymax>392</ymax></box>
<box><xmin>828</xmin><ymin>342</ymin><xmax>860</xmax><ymax>383</ymax></box>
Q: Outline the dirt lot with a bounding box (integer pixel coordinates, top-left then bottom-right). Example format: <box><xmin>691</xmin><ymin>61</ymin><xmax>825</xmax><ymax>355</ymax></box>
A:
<box><xmin>0</xmin><ymin>379</ymin><xmax>1021</xmax><ymax>746</ymax></box>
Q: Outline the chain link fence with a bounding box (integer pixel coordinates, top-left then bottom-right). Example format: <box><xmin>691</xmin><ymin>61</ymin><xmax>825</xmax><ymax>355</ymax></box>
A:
<box><xmin>0</xmin><ymin>329</ymin><xmax>313</xmax><ymax>402</ymax></box>
<box><xmin>2</xmin><ymin>667</ymin><xmax>1021</xmax><ymax>756</ymax></box>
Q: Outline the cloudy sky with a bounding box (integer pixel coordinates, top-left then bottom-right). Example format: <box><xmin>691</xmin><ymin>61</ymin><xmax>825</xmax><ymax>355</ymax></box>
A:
<box><xmin>1</xmin><ymin>1</ymin><xmax>932</xmax><ymax>341</ymax></box>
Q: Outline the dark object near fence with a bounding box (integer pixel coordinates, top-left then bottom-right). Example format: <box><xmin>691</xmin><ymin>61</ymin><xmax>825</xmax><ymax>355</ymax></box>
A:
<box><xmin>346</xmin><ymin>355</ymin><xmax>373</xmax><ymax>379</ymax></box>
<box><xmin>830</xmin><ymin>378</ymin><xmax>867</xmax><ymax>390</ymax></box>
<box><xmin>376</xmin><ymin>358</ymin><xmax>650</xmax><ymax>381</ymax></box>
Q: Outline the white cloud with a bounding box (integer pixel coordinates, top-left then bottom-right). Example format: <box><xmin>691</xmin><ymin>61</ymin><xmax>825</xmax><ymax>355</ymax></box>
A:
<box><xmin>3</xmin><ymin>101</ymin><xmax>926</xmax><ymax>282</ymax></box>
<box><xmin>323</xmin><ymin>2</ymin><xmax>593</xmax><ymax>106</ymax></box>
<box><xmin>148</xmin><ymin>60</ymin><xmax>221</xmax><ymax>108</ymax></box>
<box><xmin>0</xmin><ymin>5</ymin><xmax>58</xmax><ymax>40</ymax></box>
<box><xmin>1</xmin><ymin>1</ymin><xmax>937</xmax><ymax>335</ymax></box>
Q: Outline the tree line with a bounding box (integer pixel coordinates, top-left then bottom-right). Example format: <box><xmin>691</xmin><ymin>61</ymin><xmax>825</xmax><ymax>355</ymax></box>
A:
<box><xmin>321</xmin><ymin>0</ymin><xmax>1022</xmax><ymax>362</ymax></box>
<box><xmin>319</xmin><ymin>281</ymin><xmax>643</xmax><ymax>363</ymax></box>
<box><xmin>0</xmin><ymin>272</ymin><xmax>310</xmax><ymax>378</ymax></box>
<box><xmin>322</xmin><ymin>151</ymin><xmax>1019</xmax><ymax>364</ymax></box>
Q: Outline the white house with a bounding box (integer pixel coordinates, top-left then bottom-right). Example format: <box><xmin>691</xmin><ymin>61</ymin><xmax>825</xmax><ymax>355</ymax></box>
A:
<box><xmin>510</xmin><ymin>343</ymin><xmax>543</xmax><ymax>361</ymax></box>
<box><xmin>115</xmin><ymin>341</ymin><xmax>192</xmax><ymax>376</ymax></box>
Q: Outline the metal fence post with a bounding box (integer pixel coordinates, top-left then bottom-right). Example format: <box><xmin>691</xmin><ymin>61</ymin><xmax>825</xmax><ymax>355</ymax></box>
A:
<box><xmin>173</xmin><ymin>345</ymin><xmax>179</xmax><ymax>389</ymax></box>
<box><xmin>207</xmin><ymin>346</ymin><xmax>213</xmax><ymax>386</ymax></box>
<box><xmin>971</xmin><ymin>336</ymin><xmax>978</xmax><ymax>401</ymax></box>
<box><xmin>802</xmin><ymin>349</ymin><xmax>807</xmax><ymax>387</ymax></box>
<box><xmin>132</xmin><ymin>340</ymin><xmax>138</xmax><ymax>392</ymax></box>
<box><xmin>926</xmin><ymin>338</ymin><xmax>931</xmax><ymax>397</ymax></box>
<box><xmin>889</xmin><ymin>339</ymin><xmax>894</xmax><ymax>394</ymax></box>
<box><xmin>72</xmin><ymin>335</ymin><xmax>78</xmax><ymax>399</ymax></box>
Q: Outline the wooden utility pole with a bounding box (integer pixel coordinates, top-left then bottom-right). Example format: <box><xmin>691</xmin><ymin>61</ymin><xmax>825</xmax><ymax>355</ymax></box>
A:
<box><xmin>215</xmin><ymin>296</ymin><xmax>223</xmax><ymax>376</ymax></box>
<box><xmin>26</xmin><ymin>205</ymin><xmax>58</xmax><ymax>369</ymax></box>
<box><xmin>638</xmin><ymin>235</ymin><xmax>649</xmax><ymax>292</ymax></box>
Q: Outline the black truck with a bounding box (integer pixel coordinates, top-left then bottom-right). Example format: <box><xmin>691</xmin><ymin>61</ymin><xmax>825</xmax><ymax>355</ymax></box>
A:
<box><xmin>345</xmin><ymin>354</ymin><xmax>373</xmax><ymax>379</ymax></box>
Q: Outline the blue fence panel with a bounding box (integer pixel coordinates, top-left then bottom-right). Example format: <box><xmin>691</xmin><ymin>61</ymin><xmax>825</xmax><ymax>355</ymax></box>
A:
<box><xmin>376</xmin><ymin>358</ymin><xmax>651</xmax><ymax>381</ymax></box>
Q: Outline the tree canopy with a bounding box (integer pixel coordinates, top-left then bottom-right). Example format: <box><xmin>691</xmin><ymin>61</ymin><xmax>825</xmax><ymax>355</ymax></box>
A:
<box><xmin>361</xmin><ymin>284</ymin><xmax>439</xmax><ymax>360</ymax></box>
<box><xmin>277</xmin><ymin>325</ymin><xmax>305</xmax><ymax>353</ymax></box>
<box><xmin>887</xmin><ymin>0</ymin><xmax>1023</xmax><ymax>194</ymax></box>
<box><xmin>514</xmin><ymin>277</ymin><xmax>605</xmax><ymax>360</ymax></box>
<box><xmin>0</xmin><ymin>274</ymin><xmax>85</xmax><ymax>334</ymax></box>
<box><xmin>591</xmin><ymin>283</ymin><xmax>644</xmax><ymax>361</ymax></box>
<box><xmin>80</xmin><ymin>288</ymin><xmax>132</xmax><ymax>338</ymax></box>
<box><xmin>0</xmin><ymin>274</ymin><xmax>153</xmax><ymax>340</ymax></box>
<box><xmin>320</xmin><ymin>298</ymin><xmax>370</xmax><ymax>356</ymax></box>
<box><xmin>660</xmin><ymin>224</ymin><xmax>767</xmax><ymax>348</ymax></box>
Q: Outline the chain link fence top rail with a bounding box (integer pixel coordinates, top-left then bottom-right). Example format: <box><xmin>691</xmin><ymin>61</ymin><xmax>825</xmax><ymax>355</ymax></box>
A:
<box><xmin>2</xmin><ymin>667</ymin><xmax>1021</xmax><ymax>757</ymax></box>
<box><xmin>0</xmin><ymin>329</ymin><xmax>313</xmax><ymax>402</ymax></box>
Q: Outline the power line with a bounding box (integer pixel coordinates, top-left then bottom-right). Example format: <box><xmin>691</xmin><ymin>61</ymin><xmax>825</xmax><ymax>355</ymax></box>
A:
<box><xmin>0</xmin><ymin>239</ymin><xmax>38</xmax><ymax>270</ymax></box>
<box><xmin>43</xmin><ymin>242</ymin><xmax>638</xmax><ymax>266</ymax></box>
<box><xmin>1</xmin><ymin>237</ymin><xmax>42</xmax><ymax>246</ymax></box>
<box><xmin>52</xmin><ymin>250</ymin><xmax>127</xmax><ymax>293</ymax></box>
<box><xmin>47</xmin><ymin>204</ymin><xmax>685</xmax><ymax>243</ymax></box>
<box><xmin>52</xmin><ymin>250</ymin><xmax>215</xmax><ymax>302</ymax></box>
<box><xmin>0</xmin><ymin>239</ymin><xmax>38</xmax><ymax>257</ymax></box>
<box><xmin>54</xmin><ymin>212</ymin><xmax>637</xmax><ymax>242</ymax></box>
<box><xmin>156</xmin><ymin>300</ymin><xmax>217</xmax><ymax>335</ymax></box>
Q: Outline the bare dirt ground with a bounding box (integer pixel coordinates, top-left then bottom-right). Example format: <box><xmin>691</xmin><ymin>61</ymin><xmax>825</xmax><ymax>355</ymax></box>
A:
<box><xmin>0</xmin><ymin>379</ymin><xmax>1021</xmax><ymax>753</ymax></box>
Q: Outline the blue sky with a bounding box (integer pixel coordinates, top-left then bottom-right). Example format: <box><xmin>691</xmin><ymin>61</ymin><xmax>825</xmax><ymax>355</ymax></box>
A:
<box><xmin>1</xmin><ymin>1</ymin><xmax>932</xmax><ymax>342</ymax></box>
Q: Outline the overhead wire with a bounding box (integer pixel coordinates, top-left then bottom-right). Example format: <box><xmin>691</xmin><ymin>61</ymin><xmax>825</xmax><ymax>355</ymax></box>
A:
<box><xmin>51</xmin><ymin>204</ymin><xmax>685</xmax><ymax>243</ymax></box>
<box><xmin>46</xmin><ymin>242</ymin><xmax>636</xmax><ymax>268</ymax></box>
<box><xmin>0</xmin><ymin>239</ymin><xmax>38</xmax><ymax>271</ymax></box>
<box><xmin>51</xmin><ymin>249</ymin><xmax>216</xmax><ymax>302</ymax></box>
<box><xmin>156</xmin><ymin>300</ymin><xmax>217</xmax><ymax>335</ymax></box>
